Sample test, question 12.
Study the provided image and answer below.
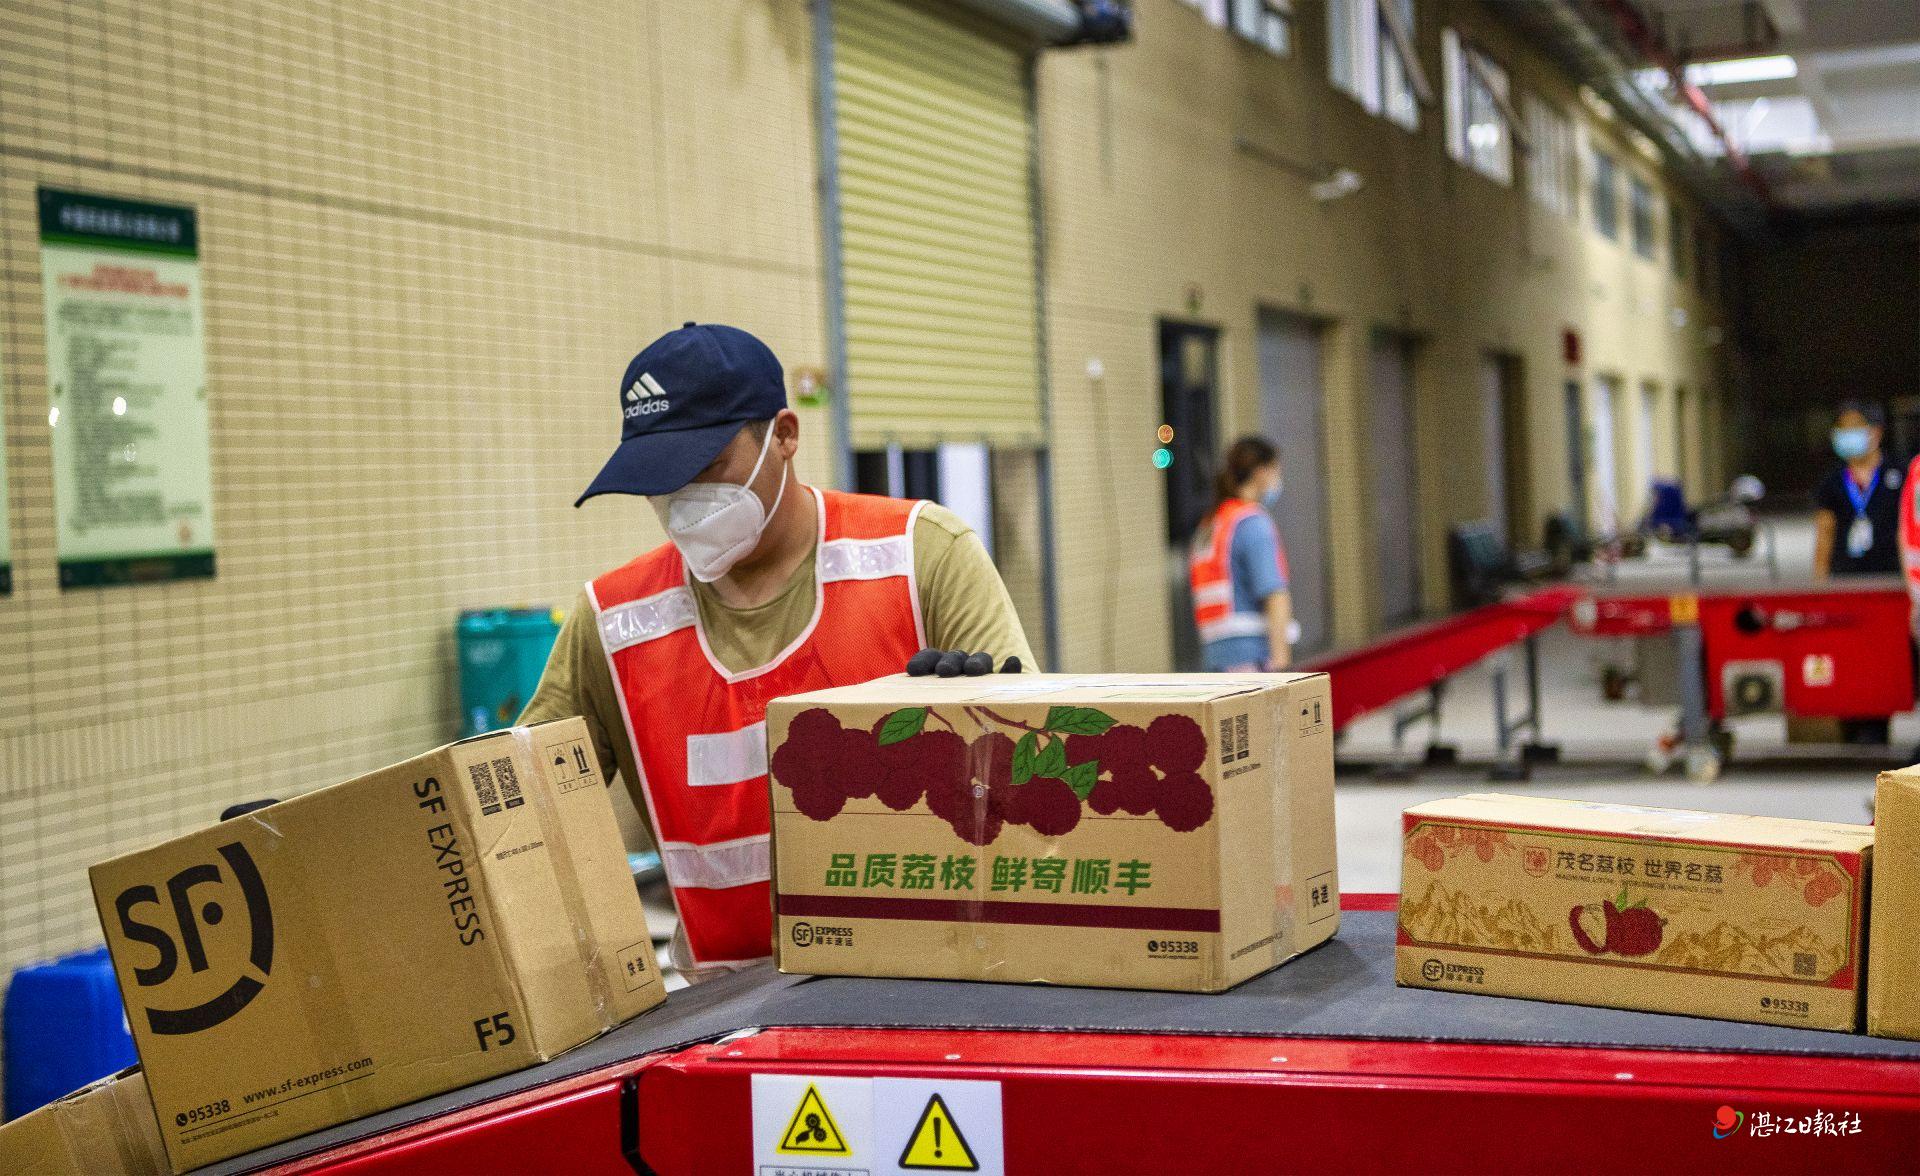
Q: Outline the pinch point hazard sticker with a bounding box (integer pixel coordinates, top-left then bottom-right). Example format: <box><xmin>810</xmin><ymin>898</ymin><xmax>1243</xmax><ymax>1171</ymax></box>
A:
<box><xmin>751</xmin><ymin>1074</ymin><xmax>1004</xmax><ymax>1176</ymax></box>
<box><xmin>779</xmin><ymin>1085</ymin><xmax>852</xmax><ymax>1156</ymax></box>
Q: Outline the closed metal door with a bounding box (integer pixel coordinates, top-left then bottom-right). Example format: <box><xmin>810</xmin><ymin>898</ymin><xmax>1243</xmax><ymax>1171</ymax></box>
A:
<box><xmin>1257</xmin><ymin>309</ymin><xmax>1331</xmax><ymax>656</ymax></box>
<box><xmin>1370</xmin><ymin>332</ymin><xmax>1420</xmax><ymax>627</ymax></box>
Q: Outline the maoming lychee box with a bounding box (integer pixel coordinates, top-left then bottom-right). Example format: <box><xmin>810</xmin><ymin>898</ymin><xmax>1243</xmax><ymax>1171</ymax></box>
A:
<box><xmin>1868</xmin><ymin>765</ymin><xmax>1920</xmax><ymax>1039</ymax></box>
<box><xmin>1397</xmin><ymin>794</ymin><xmax>1873</xmax><ymax>1030</ymax></box>
<box><xmin>768</xmin><ymin>673</ymin><xmax>1339</xmax><ymax>992</ymax></box>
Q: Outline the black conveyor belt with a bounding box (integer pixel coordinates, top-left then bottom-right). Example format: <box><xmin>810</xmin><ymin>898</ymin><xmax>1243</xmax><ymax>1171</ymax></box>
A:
<box><xmin>212</xmin><ymin>911</ymin><xmax>1920</xmax><ymax>1173</ymax></box>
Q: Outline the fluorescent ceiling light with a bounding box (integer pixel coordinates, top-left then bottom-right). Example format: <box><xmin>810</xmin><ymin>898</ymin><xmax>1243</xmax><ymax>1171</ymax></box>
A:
<box><xmin>1684</xmin><ymin>55</ymin><xmax>1798</xmax><ymax>86</ymax></box>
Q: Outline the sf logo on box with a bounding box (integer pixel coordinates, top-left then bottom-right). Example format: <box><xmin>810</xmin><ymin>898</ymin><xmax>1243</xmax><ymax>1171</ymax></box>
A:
<box><xmin>112</xmin><ymin>841</ymin><xmax>276</xmax><ymax>1035</ymax></box>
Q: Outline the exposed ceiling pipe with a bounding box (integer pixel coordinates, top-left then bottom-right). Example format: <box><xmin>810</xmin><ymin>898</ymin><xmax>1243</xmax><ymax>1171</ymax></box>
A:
<box><xmin>1592</xmin><ymin>0</ymin><xmax>1773</xmax><ymax>203</ymax></box>
<box><xmin>1494</xmin><ymin>0</ymin><xmax>1771</xmax><ymax>226</ymax></box>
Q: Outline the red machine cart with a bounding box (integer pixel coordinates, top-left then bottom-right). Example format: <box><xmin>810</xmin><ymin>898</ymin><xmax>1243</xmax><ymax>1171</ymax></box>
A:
<box><xmin>1571</xmin><ymin>579</ymin><xmax>1914</xmax><ymax>780</ymax></box>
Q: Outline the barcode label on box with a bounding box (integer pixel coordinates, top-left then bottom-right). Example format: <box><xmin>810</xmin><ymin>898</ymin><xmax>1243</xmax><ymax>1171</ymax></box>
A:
<box><xmin>492</xmin><ymin>756</ymin><xmax>525</xmax><ymax>809</ymax></box>
<box><xmin>469</xmin><ymin>760</ymin><xmax>501</xmax><ymax>815</ymax></box>
<box><xmin>1218</xmin><ymin>713</ymin><xmax>1250</xmax><ymax>764</ymax></box>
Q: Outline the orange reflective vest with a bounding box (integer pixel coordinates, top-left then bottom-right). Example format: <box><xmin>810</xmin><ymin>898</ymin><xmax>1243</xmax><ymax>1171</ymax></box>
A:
<box><xmin>588</xmin><ymin>487</ymin><xmax>926</xmax><ymax>973</ymax></box>
<box><xmin>1903</xmin><ymin>455</ymin><xmax>1920</xmax><ymax>628</ymax></box>
<box><xmin>1188</xmin><ymin>498</ymin><xmax>1285</xmax><ymax>645</ymax></box>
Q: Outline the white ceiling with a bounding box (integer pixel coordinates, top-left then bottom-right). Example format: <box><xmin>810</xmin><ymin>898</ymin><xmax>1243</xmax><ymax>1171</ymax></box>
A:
<box><xmin>1639</xmin><ymin>0</ymin><xmax>1920</xmax><ymax>211</ymax></box>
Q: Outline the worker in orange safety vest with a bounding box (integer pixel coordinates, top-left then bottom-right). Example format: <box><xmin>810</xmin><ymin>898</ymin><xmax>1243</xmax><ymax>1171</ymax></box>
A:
<box><xmin>1189</xmin><ymin>435</ymin><xmax>1294</xmax><ymax>672</ymax></box>
<box><xmin>520</xmin><ymin>324</ymin><xmax>1035</xmax><ymax>978</ymax></box>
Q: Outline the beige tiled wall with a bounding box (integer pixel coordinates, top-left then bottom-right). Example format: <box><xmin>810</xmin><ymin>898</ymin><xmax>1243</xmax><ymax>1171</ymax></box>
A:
<box><xmin>0</xmin><ymin>0</ymin><xmax>1746</xmax><ymax>1026</ymax></box>
<box><xmin>0</xmin><ymin>1</ymin><xmax>829</xmax><ymax>988</ymax></box>
<box><xmin>1035</xmin><ymin>0</ymin><xmax>1734</xmax><ymax>670</ymax></box>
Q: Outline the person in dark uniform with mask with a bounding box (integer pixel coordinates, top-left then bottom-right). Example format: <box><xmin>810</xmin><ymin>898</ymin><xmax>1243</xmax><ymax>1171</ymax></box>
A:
<box><xmin>1812</xmin><ymin>400</ymin><xmax>1905</xmax><ymax>745</ymax></box>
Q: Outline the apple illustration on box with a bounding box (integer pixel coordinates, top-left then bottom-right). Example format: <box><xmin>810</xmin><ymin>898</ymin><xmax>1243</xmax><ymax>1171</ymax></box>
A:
<box><xmin>1568</xmin><ymin>891</ymin><xmax>1665</xmax><ymax>957</ymax></box>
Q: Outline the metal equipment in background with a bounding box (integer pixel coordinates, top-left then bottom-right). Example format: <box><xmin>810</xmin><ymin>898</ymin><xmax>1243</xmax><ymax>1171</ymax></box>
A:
<box><xmin>1571</xmin><ymin>580</ymin><xmax>1915</xmax><ymax>781</ymax></box>
<box><xmin>1300</xmin><ymin>586</ymin><xmax>1578</xmax><ymax>781</ymax></box>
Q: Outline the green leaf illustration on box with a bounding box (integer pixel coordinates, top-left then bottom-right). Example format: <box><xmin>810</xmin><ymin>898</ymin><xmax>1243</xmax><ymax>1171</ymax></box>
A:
<box><xmin>876</xmin><ymin>707</ymin><xmax>927</xmax><ymax>745</ymax></box>
<box><xmin>1062</xmin><ymin>760</ymin><xmax>1099</xmax><ymax>800</ymax></box>
<box><xmin>1011</xmin><ymin>730</ymin><xmax>1040</xmax><ymax>785</ymax></box>
<box><xmin>1043</xmin><ymin>705</ymin><xmax>1117</xmax><ymax>736</ymax></box>
<box><xmin>1034</xmin><ymin>736</ymin><xmax>1067</xmax><ymax>778</ymax></box>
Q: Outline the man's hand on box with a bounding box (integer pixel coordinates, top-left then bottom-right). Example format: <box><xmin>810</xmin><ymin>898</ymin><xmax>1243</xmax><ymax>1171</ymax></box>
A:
<box><xmin>906</xmin><ymin>648</ymin><xmax>1023</xmax><ymax>677</ymax></box>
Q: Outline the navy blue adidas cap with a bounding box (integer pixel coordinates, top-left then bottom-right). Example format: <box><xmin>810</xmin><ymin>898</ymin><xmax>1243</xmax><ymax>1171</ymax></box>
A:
<box><xmin>575</xmin><ymin>323</ymin><xmax>788</xmax><ymax>505</ymax></box>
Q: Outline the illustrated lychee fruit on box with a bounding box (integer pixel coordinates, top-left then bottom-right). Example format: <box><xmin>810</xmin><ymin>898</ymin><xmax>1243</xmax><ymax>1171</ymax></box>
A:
<box><xmin>768</xmin><ymin>673</ymin><xmax>1340</xmax><ymax>993</ymax></box>
<box><xmin>1397</xmin><ymin>794</ymin><xmax>1873</xmax><ymax>1031</ymax></box>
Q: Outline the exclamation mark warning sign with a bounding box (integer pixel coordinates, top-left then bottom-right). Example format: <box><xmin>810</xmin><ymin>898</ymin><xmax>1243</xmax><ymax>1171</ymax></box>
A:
<box><xmin>874</xmin><ymin>1078</ymin><xmax>1002</xmax><ymax>1176</ymax></box>
<box><xmin>899</xmin><ymin>1094</ymin><xmax>976</xmax><ymax>1170</ymax></box>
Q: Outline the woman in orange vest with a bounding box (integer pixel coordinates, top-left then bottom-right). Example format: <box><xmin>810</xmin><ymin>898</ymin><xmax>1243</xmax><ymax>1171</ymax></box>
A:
<box><xmin>1189</xmin><ymin>435</ymin><xmax>1293</xmax><ymax>672</ymax></box>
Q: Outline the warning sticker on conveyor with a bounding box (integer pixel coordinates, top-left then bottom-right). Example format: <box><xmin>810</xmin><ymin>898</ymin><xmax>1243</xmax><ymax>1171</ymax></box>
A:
<box><xmin>874</xmin><ymin>1079</ymin><xmax>1002</xmax><ymax>1176</ymax></box>
<box><xmin>752</xmin><ymin>1074</ymin><xmax>873</xmax><ymax>1174</ymax></box>
<box><xmin>752</xmin><ymin>1075</ymin><xmax>1003</xmax><ymax>1176</ymax></box>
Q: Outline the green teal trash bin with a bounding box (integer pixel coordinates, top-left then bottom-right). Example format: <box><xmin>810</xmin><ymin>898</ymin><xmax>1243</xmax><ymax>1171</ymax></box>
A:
<box><xmin>457</xmin><ymin>607</ymin><xmax>563</xmax><ymax>737</ymax></box>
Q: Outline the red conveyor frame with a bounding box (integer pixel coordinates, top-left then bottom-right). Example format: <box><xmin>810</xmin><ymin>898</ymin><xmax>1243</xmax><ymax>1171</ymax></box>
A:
<box><xmin>260</xmin><ymin>896</ymin><xmax>1920</xmax><ymax>1176</ymax></box>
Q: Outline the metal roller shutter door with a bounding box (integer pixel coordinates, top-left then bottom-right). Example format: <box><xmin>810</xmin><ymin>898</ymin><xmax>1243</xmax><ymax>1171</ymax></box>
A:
<box><xmin>831</xmin><ymin>0</ymin><xmax>1044</xmax><ymax>448</ymax></box>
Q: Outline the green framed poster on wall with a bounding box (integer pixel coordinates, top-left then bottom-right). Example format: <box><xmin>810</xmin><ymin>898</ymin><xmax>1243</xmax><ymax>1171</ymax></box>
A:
<box><xmin>40</xmin><ymin>187</ymin><xmax>215</xmax><ymax>588</ymax></box>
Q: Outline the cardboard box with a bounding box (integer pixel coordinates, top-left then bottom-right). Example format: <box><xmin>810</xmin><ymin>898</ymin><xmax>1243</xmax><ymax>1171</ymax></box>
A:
<box><xmin>90</xmin><ymin>717</ymin><xmax>666</xmax><ymax>1172</ymax></box>
<box><xmin>0</xmin><ymin>1066</ymin><xmax>167</xmax><ymax>1175</ymax></box>
<box><xmin>769</xmin><ymin>673</ymin><xmax>1339</xmax><ymax>992</ymax></box>
<box><xmin>1397</xmin><ymin>794</ymin><xmax>1872</xmax><ymax>1030</ymax></box>
<box><xmin>1868</xmin><ymin>766</ymin><xmax>1920</xmax><ymax>1039</ymax></box>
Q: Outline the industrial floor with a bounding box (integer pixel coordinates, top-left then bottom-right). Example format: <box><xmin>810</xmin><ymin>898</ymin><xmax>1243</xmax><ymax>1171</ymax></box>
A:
<box><xmin>1336</xmin><ymin>512</ymin><xmax>1913</xmax><ymax>893</ymax></box>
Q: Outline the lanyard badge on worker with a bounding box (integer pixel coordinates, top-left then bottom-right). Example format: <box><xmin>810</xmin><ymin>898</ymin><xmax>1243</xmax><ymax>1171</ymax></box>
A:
<box><xmin>1845</xmin><ymin>470</ymin><xmax>1879</xmax><ymax>558</ymax></box>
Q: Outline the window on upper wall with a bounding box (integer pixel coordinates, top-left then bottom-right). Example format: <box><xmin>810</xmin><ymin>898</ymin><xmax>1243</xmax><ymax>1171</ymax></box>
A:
<box><xmin>1629</xmin><ymin>176</ymin><xmax>1657</xmax><ymax>259</ymax></box>
<box><xmin>1668</xmin><ymin>200</ymin><xmax>1688</xmax><ymax>280</ymax></box>
<box><xmin>1232</xmin><ymin>0</ymin><xmax>1292</xmax><ymax>55</ymax></box>
<box><xmin>1442</xmin><ymin>29</ymin><xmax>1511</xmax><ymax>185</ymax></box>
<box><xmin>1179</xmin><ymin>0</ymin><xmax>1229</xmax><ymax>27</ymax></box>
<box><xmin>1330</xmin><ymin>0</ymin><xmax>1423</xmax><ymax>131</ymax></box>
<box><xmin>1589</xmin><ymin>148</ymin><xmax>1619</xmax><ymax>239</ymax></box>
<box><xmin>1522</xmin><ymin>94</ymin><xmax>1578</xmax><ymax>217</ymax></box>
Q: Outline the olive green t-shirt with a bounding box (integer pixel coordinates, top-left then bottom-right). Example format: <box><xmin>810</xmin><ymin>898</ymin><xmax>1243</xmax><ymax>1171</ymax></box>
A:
<box><xmin>519</xmin><ymin>500</ymin><xmax>1035</xmax><ymax>847</ymax></box>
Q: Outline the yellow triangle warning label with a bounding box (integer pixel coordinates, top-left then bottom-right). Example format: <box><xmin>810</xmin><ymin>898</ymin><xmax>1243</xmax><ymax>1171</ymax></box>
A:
<box><xmin>777</xmin><ymin>1083</ymin><xmax>851</xmax><ymax>1156</ymax></box>
<box><xmin>899</xmin><ymin>1093</ymin><xmax>979</xmax><ymax>1171</ymax></box>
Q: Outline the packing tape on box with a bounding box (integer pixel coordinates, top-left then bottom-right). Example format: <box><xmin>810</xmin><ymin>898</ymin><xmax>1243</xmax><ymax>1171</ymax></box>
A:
<box><xmin>507</xmin><ymin>728</ymin><xmax>620</xmax><ymax>1031</ymax></box>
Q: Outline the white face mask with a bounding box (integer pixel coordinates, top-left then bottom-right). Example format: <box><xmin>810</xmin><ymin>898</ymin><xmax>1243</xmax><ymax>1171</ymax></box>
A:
<box><xmin>651</xmin><ymin>425</ymin><xmax>788</xmax><ymax>582</ymax></box>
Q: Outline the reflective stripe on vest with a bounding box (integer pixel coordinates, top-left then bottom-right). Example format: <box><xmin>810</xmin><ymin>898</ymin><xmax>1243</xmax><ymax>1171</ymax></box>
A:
<box><xmin>1189</xmin><ymin>498</ymin><xmax>1268</xmax><ymax>645</ymax></box>
<box><xmin>588</xmin><ymin>487</ymin><xmax>927</xmax><ymax>972</ymax></box>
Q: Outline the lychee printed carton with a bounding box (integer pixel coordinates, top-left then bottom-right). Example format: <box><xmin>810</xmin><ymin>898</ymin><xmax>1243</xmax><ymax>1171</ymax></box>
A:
<box><xmin>768</xmin><ymin>673</ymin><xmax>1339</xmax><ymax>993</ymax></box>
<box><xmin>1397</xmin><ymin>794</ymin><xmax>1873</xmax><ymax>1031</ymax></box>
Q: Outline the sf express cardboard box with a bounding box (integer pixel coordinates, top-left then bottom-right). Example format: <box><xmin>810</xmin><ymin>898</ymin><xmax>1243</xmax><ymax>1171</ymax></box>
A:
<box><xmin>89</xmin><ymin>717</ymin><xmax>666</xmax><ymax>1172</ymax></box>
<box><xmin>768</xmin><ymin>673</ymin><xmax>1340</xmax><ymax>992</ymax></box>
<box><xmin>1398</xmin><ymin>794</ymin><xmax>1873</xmax><ymax>1031</ymax></box>
<box><xmin>0</xmin><ymin>1066</ymin><xmax>167</xmax><ymax>1175</ymax></box>
<box><xmin>1868</xmin><ymin>766</ymin><xmax>1920</xmax><ymax>1039</ymax></box>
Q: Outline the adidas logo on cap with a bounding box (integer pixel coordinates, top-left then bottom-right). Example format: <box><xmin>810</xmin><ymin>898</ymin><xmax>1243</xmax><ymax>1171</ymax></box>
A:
<box><xmin>623</xmin><ymin>371</ymin><xmax>670</xmax><ymax>417</ymax></box>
